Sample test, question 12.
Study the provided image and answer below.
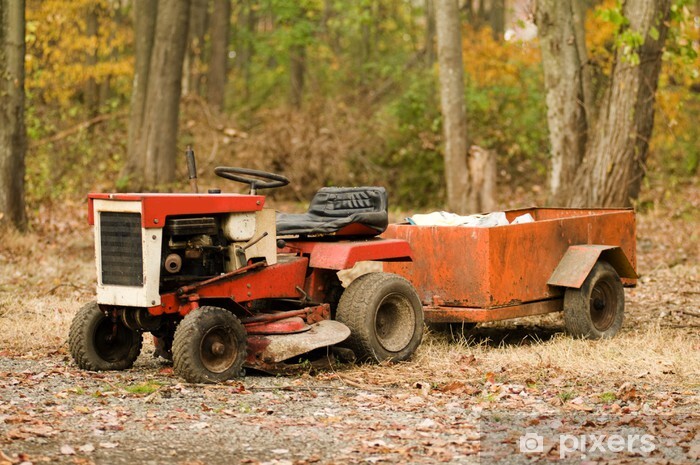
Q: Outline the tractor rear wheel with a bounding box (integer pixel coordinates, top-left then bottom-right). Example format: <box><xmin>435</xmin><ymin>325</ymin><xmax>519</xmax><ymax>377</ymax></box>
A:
<box><xmin>564</xmin><ymin>261</ymin><xmax>625</xmax><ymax>339</ymax></box>
<box><xmin>172</xmin><ymin>306</ymin><xmax>247</xmax><ymax>383</ymax></box>
<box><xmin>69</xmin><ymin>301</ymin><xmax>142</xmax><ymax>371</ymax></box>
<box><xmin>336</xmin><ymin>272</ymin><xmax>423</xmax><ymax>362</ymax></box>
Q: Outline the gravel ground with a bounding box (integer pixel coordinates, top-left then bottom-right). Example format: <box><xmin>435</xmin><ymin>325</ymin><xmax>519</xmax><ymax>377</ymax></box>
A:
<box><xmin>1</xmin><ymin>353</ymin><xmax>484</xmax><ymax>465</ymax></box>
<box><xmin>1</xmin><ymin>352</ymin><xmax>697</xmax><ymax>465</ymax></box>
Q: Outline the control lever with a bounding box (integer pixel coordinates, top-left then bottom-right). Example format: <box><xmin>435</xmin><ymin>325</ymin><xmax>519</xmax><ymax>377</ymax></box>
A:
<box><xmin>234</xmin><ymin>232</ymin><xmax>269</xmax><ymax>262</ymax></box>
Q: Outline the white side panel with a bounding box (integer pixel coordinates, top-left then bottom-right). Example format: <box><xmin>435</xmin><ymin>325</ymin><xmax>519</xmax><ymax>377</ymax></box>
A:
<box><xmin>225</xmin><ymin>209</ymin><xmax>277</xmax><ymax>271</ymax></box>
<box><xmin>247</xmin><ymin>209</ymin><xmax>277</xmax><ymax>266</ymax></box>
<box><xmin>93</xmin><ymin>199</ymin><xmax>163</xmax><ymax>307</ymax></box>
<box><xmin>222</xmin><ymin>212</ymin><xmax>257</xmax><ymax>241</ymax></box>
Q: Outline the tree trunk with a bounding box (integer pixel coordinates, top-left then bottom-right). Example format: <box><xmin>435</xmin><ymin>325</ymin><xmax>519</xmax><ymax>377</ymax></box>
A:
<box><xmin>85</xmin><ymin>4</ymin><xmax>99</xmax><ymax>117</ymax></box>
<box><xmin>125</xmin><ymin>0</ymin><xmax>190</xmax><ymax>188</ymax></box>
<box><xmin>236</xmin><ymin>0</ymin><xmax>256</xmax><ymax>102</ymax></box>
<box><xmin>207</xmin><ymin>0</ymin><xmax>231</xmax><ymax>111</ymax></box>
<box><xmin>567</xmin><ymin>0</ymin><xmax>671</xmax><ymax>207</ymax></box>
<box><xmin>0</xmin><ymin>0</ymin><xmax>27</xmax><ymax>230</ymax></box>
<box><xmin>183</xmin><ymin>0</ymin><xmax>208</xmax><ymax>97</ymax></box>
<box><xmin>289</xmin><ymin>44</ymin><xmax>305</xmax><ymax>109</ymax></box>
<box><xmin>469</xmin><ymin>145</ymin><xmax>497</xmax><ymax>212</ymax></box>
<box><xmin>489</xmin><ymin>0</ymin><xmax>505</xmax><ymax>40</ymax></box>
<box><xmin>436</xmin><ymin>0</ymin><xmax>473</xmax><ymax>214</ymax></box>
<box><xmin>124</xmin><ymin>0</ymin><xmax>157</xmax><ymax>183</ymax></box>
<box><xmin>424</xmin><ymin>0</ymin><xmax>436</xmax><ymax>66</ymax></box>
<box><xmin>535</xmin><ymin>0</ymin><xmax>589</xmax><ymax>202</ymax></box>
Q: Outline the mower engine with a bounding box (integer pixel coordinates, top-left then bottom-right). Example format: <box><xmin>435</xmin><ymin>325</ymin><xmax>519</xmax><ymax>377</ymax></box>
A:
<box><xmin>70</xmin><ymin>152</ymin><xmax>422</xmax><ymax>383</ymax></box>
<box><xmin>89</xmin><ymin>195</ymin><xmax>277</xmax><ymax>308</ymax></box>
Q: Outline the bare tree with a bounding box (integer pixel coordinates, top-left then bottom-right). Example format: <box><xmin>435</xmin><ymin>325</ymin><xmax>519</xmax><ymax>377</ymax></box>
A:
<box><xmin>183</xmin><ymin>0</ymin><xmax>209</xmax><ymax>97</ymax></box>
<box><xmin>125</xmin><ymin>0</ymin><xmax>157</xmax><ymax>184</ymax></box>
<box><xmin>424</xmin><ymin>0</ymin><xmax>436</xmax><ymax>66</ymax></box>
<box><xmin>489</xmin><ymin>0</ymin><xmax>505</xmax><ymax>40</ymax></box>
<box><xmin>535</xmin><ymin>0</ymin><xmax>590</xmax><ymax>201</ymax></box>
<box><xmin>436</xmin><ymin>0</ymin><xmax>473</xmax><ymax>213</ymax></box>
<box><xmin>124</xmin><ymin>0</ymin><xmax>191</xmax><ymax>188</ymax></box>
<box><xmin>0</xmin><ymin>0</ymin><xmax>27</xmax><ymax>230</ymax></box>
<box><xmin>537</xmin><ymin>0</ymin><xmax>671</xmax><ymax>207</ymax></box>
<box><xmin>289</xmin><ymin>44</ymin><xmax>305</xmax><ymax>109</ymax></box>
<box><xmin>207</xmin><ymin>0</ymin><xmax>231</xmax><ymax>111</ymax></box>
<box><xmin>85</xmin><ymin>3</ymin><xmax>100</xmax><ymax>117</ymax></box>
<box><xmin>235</xmin><ymin>0</ymin><xmax>257</xmax><ymax>102</ymax></box>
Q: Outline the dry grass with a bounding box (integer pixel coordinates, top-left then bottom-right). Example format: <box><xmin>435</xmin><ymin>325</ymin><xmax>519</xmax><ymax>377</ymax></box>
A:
<box><xmin>339</xmin><ymin>324</ymin><xmax>700</xmax><ymax>391</ymax></box>
<box><xmin>1</xmin><ymin>181</ymin><xmax>698</xmax><ymax>402</ymax></box>
<box><xmin>0</xmin><ymin>217</ymin><xmax>94</xmax><ymax>353</ymax></box>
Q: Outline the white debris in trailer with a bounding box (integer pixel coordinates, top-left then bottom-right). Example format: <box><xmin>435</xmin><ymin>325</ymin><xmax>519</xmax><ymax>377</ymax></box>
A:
<box><xmin>407</xmin><ymin>211</ymin><xmax>534</xmax><ymax>227</ymax></box>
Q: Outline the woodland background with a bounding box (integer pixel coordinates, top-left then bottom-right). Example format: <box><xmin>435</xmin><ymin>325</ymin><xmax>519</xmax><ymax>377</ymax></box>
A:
<box><xmin>0</xmin><ymin>0</ymin><xmax>698</xmax><ymax>228</ymax></box>
<box><xmin>0</xmin><ymin>2</ymin><xmax>698</xmax><ymax>463</ymax></box>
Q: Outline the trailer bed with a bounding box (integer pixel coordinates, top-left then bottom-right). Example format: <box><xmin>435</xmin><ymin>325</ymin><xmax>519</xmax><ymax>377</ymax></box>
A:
<box><xmin>383</xmin><ymin>208</ymin><xmax>637</xmax><ymax>323</ymax></box>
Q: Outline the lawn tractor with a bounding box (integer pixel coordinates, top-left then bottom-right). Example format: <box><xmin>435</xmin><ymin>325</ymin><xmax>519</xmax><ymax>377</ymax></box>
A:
<box><xmin>69</xmin><ymin>148</ymin><xmax>424</xmax><ymax>383</ymax></box>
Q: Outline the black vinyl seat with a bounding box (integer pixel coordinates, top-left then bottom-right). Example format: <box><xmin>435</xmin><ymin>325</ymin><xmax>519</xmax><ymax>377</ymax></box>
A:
<box><xmin>276</xmin><ymin>187</ymin><xmax>388</xmax><ymax>237</ymax></box>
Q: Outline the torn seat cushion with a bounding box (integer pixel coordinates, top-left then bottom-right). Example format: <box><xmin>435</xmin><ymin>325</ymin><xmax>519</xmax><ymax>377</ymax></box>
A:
<box><xmin>276</xmin><ymin>187</ymin><xmax>388</xmax><ymax>236</ymax></box>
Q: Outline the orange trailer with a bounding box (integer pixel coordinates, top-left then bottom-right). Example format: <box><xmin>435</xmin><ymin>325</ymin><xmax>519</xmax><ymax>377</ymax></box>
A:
<box><xmin>383</xmin><ymin>208</ymin><xmax>637</xmax><ymax>339</ymax></box>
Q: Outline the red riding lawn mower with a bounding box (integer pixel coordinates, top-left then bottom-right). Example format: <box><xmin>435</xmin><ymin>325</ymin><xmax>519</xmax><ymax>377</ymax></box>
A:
<box><xmin>69</xmin><ymin>148</ymin><xmax>424</xmax><ymax>383</ymax></box>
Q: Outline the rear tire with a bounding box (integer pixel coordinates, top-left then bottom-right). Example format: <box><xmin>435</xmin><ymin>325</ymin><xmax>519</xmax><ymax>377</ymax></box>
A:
<box><xmin>336</xmin><ymin>272</ymin><xmax>423</xmax><ymax>362</ymax></box>
<box><xmin>564</xmin><ymin>261</ymin><xmax>624</xmax><ymax>339</ymax></box>
<box><xmin>172</xmin><ymin>306</ymin><xmax>247</xmax><ymax>383</ymax></box>
<box><xmin>69</xmin><ymin>301</ymin><xmax>142</xmax><ymax>371</ymax></box>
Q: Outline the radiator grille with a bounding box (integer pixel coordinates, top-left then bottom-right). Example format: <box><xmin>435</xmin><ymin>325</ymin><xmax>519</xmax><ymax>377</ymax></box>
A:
<box><xmin>100</xmin><ymin>212</ymin><xmax>143</xmax><ymax>286</ymax></box>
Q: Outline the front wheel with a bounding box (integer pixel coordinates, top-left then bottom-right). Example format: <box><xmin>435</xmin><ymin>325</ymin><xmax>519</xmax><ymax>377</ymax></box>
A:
<box><xmin>563</xmin><ymin>261</ymin><xmax>625</xmax><ymax>339</ymax></box>
<box><xmin>69</xmin><ymin>301</ymin><xmax>142</xmax><ymax>371</ymax></box>
<box><xmin>172</xmin><ymin>306</ymin><xmax>247</xmax><ymax>383</ymax></box>
<box><xmin>336</xmin><ymin>272</ymin><xmax>424</xmax><ymax>362</ymax></box>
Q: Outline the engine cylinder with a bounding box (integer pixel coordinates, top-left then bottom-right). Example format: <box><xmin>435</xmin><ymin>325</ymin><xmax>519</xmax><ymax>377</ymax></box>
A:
<box><xmin>164</xmin><ymin>254</ymin><xmax>182</xmax><ymax>273</ymax></box>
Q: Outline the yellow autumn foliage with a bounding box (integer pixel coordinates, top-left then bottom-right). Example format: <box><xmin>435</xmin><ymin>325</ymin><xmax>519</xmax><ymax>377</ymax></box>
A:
<box><xmin>25</xmin><ymin>0</ymin><xmax>133</xmax><ymax>106</ymax></box>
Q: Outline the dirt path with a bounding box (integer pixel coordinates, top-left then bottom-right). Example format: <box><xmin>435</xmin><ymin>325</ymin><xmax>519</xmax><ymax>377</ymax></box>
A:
<box><xmin>0</xmin><ymin>353</ymin><xmax>483</xmax><ymax>465</ymax></box>
<box><xmin>1</xmin><ymin>182</ymin><xmax>699</xmax><ymax>464</ymax></box>
<box><xmin>1</xmin><ymin>350</ymin><xmax>697</xmax><ymax>465</ymax></box>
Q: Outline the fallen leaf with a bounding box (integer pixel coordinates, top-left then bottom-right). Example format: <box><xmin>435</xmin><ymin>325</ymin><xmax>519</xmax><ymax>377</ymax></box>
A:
<box><xmin>79</xmin><ymin>444</ymin><xmax>95</xmax><ymax>453</ymax></box>
<box><xmin>414</xmin><ymin>381</ymin><xmax>431</xmax><ymax>397</ymax></box>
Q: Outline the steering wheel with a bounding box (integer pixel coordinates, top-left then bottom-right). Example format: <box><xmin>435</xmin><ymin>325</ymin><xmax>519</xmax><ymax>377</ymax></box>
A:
<box><xmin>214</xmin><ymin>166</ymin><xmax>290</xmax><ymax>194</ymax></box>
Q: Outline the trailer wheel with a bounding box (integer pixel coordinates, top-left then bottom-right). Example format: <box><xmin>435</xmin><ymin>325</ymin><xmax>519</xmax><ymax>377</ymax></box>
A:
<box><xmin>172</xmin><ymin>306</ymin><xmax>247</xmax><ymax>383</ymax></box>
<box><xmin>336</xmin><ymin>272</ymin><xmax>423</xmax><ymax>362</ymax></box>
<box><xmin>69</xmin><ymin>301</ymin><xmax>142</xmax><ymax>371</ymax></box>
<box><xmin>563</xmin><ymin>261</ymin><xmax>624</xmax><ymax>339</ymax></box>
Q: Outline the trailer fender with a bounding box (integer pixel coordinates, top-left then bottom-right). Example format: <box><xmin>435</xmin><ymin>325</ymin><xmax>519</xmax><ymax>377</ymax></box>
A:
<box><xmin>547</xmin><ymin>245</ymin><xmax>637</xmax><ymax>289</ymax></box>
<box><xmin>284</xmin><ymin>238</ymin><xmax>412</xmax><ymax>271</ymax></box>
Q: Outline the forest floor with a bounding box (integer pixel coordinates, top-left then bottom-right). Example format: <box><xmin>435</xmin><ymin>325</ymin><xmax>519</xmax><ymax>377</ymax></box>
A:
<box><xmin>0</xmin><ymin>179</ymin><xmax>698</xmax><ymax>464</ymax></box>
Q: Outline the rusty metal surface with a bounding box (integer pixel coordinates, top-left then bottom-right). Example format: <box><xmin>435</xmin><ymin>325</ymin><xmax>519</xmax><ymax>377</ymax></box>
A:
<box><xmin>424</xmin><ymin>299</ymin><xmax>563</xmax><ymax>323</ymax></box>
<box><xmin>547</xmin><ymin>245</ymin><xmax>638</xmax><ymax>289</ymax></box>
<box><xmin>245</xmin><ymin>320</ymin><xmax>350</xmax><ymax>365</ymax></box>
<box><xmin>87</xmin><ymin>192</ymin><xmax>265</xmax><ymax>227</ymax></box>
<box><xmin>383</xmin><ymin>208</ymin><xmax>636</xmax><ymax>309</ymax></box>
<box><xmin>284</xmin><ymin>238</ymin><xmax>412</xmax><ymax>270</ymax></box>
<box><xmin>244</xmin><ymin>316</ymin><xmax>310</xmax><ymax>335</ymax></box>
<box><xmin>242</xmin><ymin>304</ymin><xmax>331</xmax><ymax>335</ymax></box>
<box><xmin>150</xmin><ymin>257</ymin><xmax>309</xmax><ymax>316</ymax></box>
